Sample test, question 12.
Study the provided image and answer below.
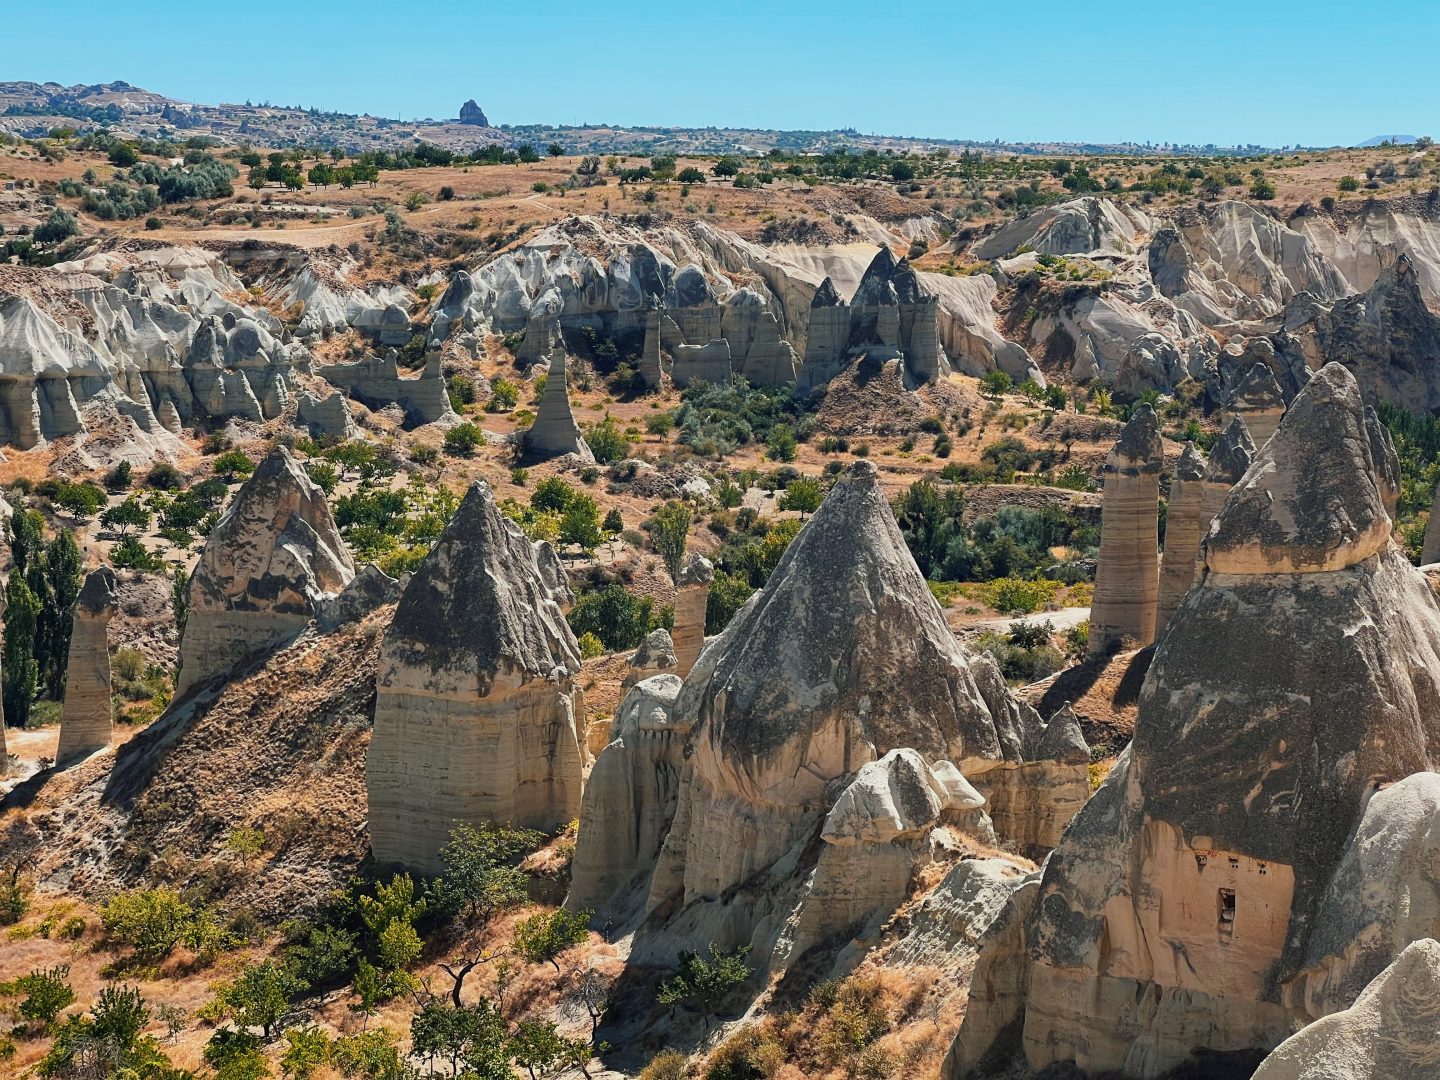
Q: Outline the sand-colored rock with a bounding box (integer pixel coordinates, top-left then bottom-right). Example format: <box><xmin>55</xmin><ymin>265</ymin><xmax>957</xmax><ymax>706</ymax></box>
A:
<box><xmin>1155</xmin><ymin>441</ymin><xmax>1208</xmax><ymax>635</ymax></box>
<box><xmin>367</xmin><ymin>482</ymin><xmax>584</xmax><ymax>874</ymax></box>
<box><xmin>670</xmin><ymin>554</ymin><xmax>712</xmax><ymax>677</ymax></box>
<box><xmin>320</xmin><ymin>348</ymin><xmax>453</xmax><ymax>425</ymax></box>
<box><xmin>1088</xmin><ymin>404</ymin><xmax>1163</xmax><ymax>656</ymax></box>
<box><xmin>1255</xmin><ymin>939</ymin><xmax>1440</xmax><ymax>1080</ymax></box>
<box><xmin>523</xmin><ymin>353</ymin><xmax>593</xmax><ymax>463</ymax></box>
<box><xmin>947</xmin><ymin>363</ymin><xmax>1440</xmax><ymax>1079</ymax></box>
<box><xmin>176</xmin><ymin>448</ymin><xmax>354</xmax><ymax>695</ymax></box>
<box><xmin>1220</xmin><ymin>361</ymin><xmax>1287</xmax><ymax>447</ymax></box>
<box><xmin>980</xmin><ymin>702</ymin><xmax>1091</xmax><ymax>857</ymax></box>
<box><xmin>55</xmin><ymin>568</ymin><xmax>119</xmax><ymax>766</ymax></box>
<box><xmin>622</xmin><ymin>628</ymin><xmax>677</xmax><ymax>689</ymax></box>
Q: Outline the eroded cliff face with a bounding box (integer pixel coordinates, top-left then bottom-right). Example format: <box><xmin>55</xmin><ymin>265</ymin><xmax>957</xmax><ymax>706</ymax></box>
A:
<box><xmin>947</xmin><ymin>363</ymin><xmax>1440</xmax><ymax>1080</ymax></box>
<box><xmin>367</xmin><ymin>482</ymin><xmax>583</xmax><ymax>876</ymax></box>
<box><xmin>176</xmin><ymin>448</ymin><xmax>354</xmax><ymax>695</ymax></box>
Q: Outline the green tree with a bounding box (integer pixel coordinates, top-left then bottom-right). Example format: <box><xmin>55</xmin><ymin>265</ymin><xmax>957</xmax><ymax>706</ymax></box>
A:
<box><xmin>41</xmin><ymin>529</ymin><xmax>83</xmax><ymax>700</ymax></box>
<box><xmin>3</xmin><ymin>573</ymin><xmax>41</xmax><ymax>727</ymax></box>
<box><xmin>100</xmin><ymin>887</ymin><xmax>198</xmax><ymax>963</ymax></box>
<box><xmin>33</xmin><ymin>208</ymin><xmax>80</xmax><ymax>245</ymax></box>
<box><xmin>765</xmin><ymin>423</ymin><xmax>797</xmax><ymax>462</ymax></box>
<box><xmin>547</xmin><ymin>143</ymin><xmax>565</xmax><ymax>157</ymax></box>
<box><xmin>226</xmin><ymin>825</ymin><xmax>266</xmax><ymax>870</ymax></box>
<box><xmin>530</xmin><ymin>477</ymin><xmax>577</xmax><ymax>513</ymax></box>
<box><xmin>17</xmin><ymin>966</ymin><xmax>75</xmax><ymax>1029</ymax></box>
<box><xmin>602</xmin><ymin>507</ymin><xmax>623</xmax><ymax>535</ymax></box>
<box><xmin>281</xmin><ymin>1026</ymin><xmax>331</xmax><ymax>1079</ymax></box>
<box><xmin>212</xmin><ymin>450</ymin><xmax>256</xmax><ymax>480</ymax></box>
<box><xmin>779</xmin><ymin>476</ymin><xmax>823</xmax><ymax>516</ymax></box>
<box><xmin>980</xmin><ymin>368</ymin><xmax>1013</xmax><ymax>396</ymax></box>
<box><xmin>656</xmin><ymin>943</ymin><xmax>752</xmax><ymax>1031</ymax></box>
<box><xmin>585</xmin><ymin>418</ymin><xmax>629</xmax><ymax>464</ymax></box>
<box><xmin>648</xmin><ymin>502</ymin><xmax>693</xmax><ymax>583</ymax></box>
<box><xmin>222</xmin><ymin>960</ymin><xmax>307</xmax><ymax>1039</ymax></box>
<box><xmin>512</xmin><ymin>908</ymin><xmax>590</xmax><ymax>974</ymax></box>
<box><xmin>99</xmin><ymin>496</ymin><xmax>151</xmax><ymax>538</ymax></box>
<box><xmin>676</xmin><ymin>167</ymin><xmax>706</xmax><ymax>184</ymax></box>
<box><xmin>443</xmin><ymin>422</ymin><xmax>484</xmax><ymax>456</ymax></box>
<box><xmin>436</xmin><ymin>822</ymin><xmax>542</xmax><ymax>930</ymax></box>
<box><xmin>507</xmin><ymin>1018</ymin><xmax>590</xmax><ymax>1080</ymax></box>
<box><xmin>559</xmin><ymin>494</ymin><xmax>603</xmax><ymax>552</ymax></box>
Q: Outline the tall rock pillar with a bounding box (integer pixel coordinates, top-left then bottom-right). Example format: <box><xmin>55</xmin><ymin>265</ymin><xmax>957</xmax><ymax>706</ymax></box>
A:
<box><xmin>1155</xmin><ymin>442</ymin><xmax>1207</xmax><ymax>635</ymax></box>
<box><xmin>671</xmin><ymin>553</ymin><xmax>713</xmax><ymax>677</ymax></box>
<box><xmin>1088</xmin><ymin>404</ymin><xmax>1163</xmax><ymax>658</ymax></box>
<box><xmin>56</xmin><ymin>567</ymin><xmax>119</xmax><ymax>766</ymax></box>
<box><xmin>523</xmin><ymin>353</ymin><xmax>594</xmax><ymax>463</ymax></box>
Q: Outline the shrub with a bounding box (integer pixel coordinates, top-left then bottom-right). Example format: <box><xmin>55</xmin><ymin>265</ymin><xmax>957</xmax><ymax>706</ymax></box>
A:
<box><xmin>657</xmin><ymin>943</ymin><xmax>752</xmax><ymax>1032</ymax></box>
<box><xmin>980</xmin><ymin>369</ymin><xmax>1013</xmax><ymax>396</ymax></box>
<box><xmin>586</xmin><ymin>418</ymin><xmax>630</xmax><ymax>464</ymax></box>
<box><xmin>211</xmin><ymin>450</ymin><xmax>255</xmax><ymax>480</ymax></box>
<box><xmin>577</xmin><ymin>632</ymin><xmax>604</xmax><ymax>659</ymax></box>
<box><xmin>443</xmin><ymin>422</ymin><xmax>484</xmax><ymax>457</ymax></box>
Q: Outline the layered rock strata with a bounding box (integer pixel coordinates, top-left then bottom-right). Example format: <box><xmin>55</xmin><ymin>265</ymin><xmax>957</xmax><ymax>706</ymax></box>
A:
<box><xmin>1155</xmin><ymin>441</ymin><xmax>1208</xmax><ymax>635</ymax></box>
<box><xmin>176</xmin><ymin>448</ymin><xmax>354</xmax><ymax>694</ymax></box>
<box><xmin>1088</xmin><ymin>404</ymin><xmax>1163</xmax><ymax>657</ymax></box>
<box><xmin>522</xmin><ymin>353</ymin><xmax>593</xmax><ymax>462</ymax></box>
<box><xmin>946</xmin><ymin>363</ymin><xmax>1440</xmax><ymax>1079</ymax></box>
<box><xmin>56</xmin><ymin>567</ymin><xmax>119</xmax><ymax>766</ymax></box>
<box><xmin>367</xmin><ymin>482</ymin><xmax>585</xmax><ymax>874</ymax></box>
<box><xmin>670</xmin><ymin>554</ymin><xmax>713</xmax><ymax>677</ymax></box>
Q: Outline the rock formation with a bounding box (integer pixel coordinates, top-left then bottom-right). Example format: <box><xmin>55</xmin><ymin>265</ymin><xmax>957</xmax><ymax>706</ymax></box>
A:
<box><xmin>622</xmin><ymin>628</ymin><xmax>677</xmax><ymax>689</ymax></box>
<box><xmin>1254</xmin><ymin>939</ymin><xmax>1440</xmax><ymax>1080</ymax></box>
<box><xmin>458</xmin><ymin>99</ymin><xmax>489</xmax><ymax>126</ymax></box>
<box><xmin>979</xmin><ymin>702</ymin><xmax>1091</xmax><ymax>857</ymax></box>
<box><xmin>522</xmin><ymin>353</ymin><xmax>593</xmax><ymax>463</ymax></box>
<box><xmin>296</xmin><ymin>389</ymin><xmax>358</xmax><ymax>440</ymax></box>
<box><xmin>1200</xmin><ymin>416</ymin><xmax>1257</xmax><ymax>534</ymax></box>
<box><xmin>1423</xmin><ymin>484</ymin><xmax>1440</xmax><ymax>566</ymax></box>
<box><xmin>947</xmin><ymin>362</ymin><xmax>1440</xmax><ymax>1079</ymax></box>
<box><xmin>670</xmin><ymin>554</ymin><xmax>712</xmax><ymax>677</ymax></box>
<box><xmin>176</xmin><ymin>448</ymin><xmax>354</xmax><ymax>695</ymax></box>
<box><xmin>1088</xmin><ymin>404</ymin><xmax>1163</xmax><ymax>657</ymax></box>
<box><xmin>600</xmin><ymin>460</ymin><xmax>1043</xmax><ymax>971</ymax></box>
<box><xmin>1220</xmin><ymin>361</ymin><xmax>1287</xmax><ymax>447</ymax></box>
<box><xmin>367</xmin><ymin>481</ymin><xmax>584</xmax><ymax>875</ymax></box>
<box><xmin>320</xmin><ymin>349</ymin><xmax>453</xmax><ymax>426</ymax></box>
<box><xmin>55</xmin><ymin>567</ymin><xmax>119</xmax><ymax>766</ymax></box>
<box><xmin>1155</xmin><ymin>441</ymin><xmax>1207</xmax><ymax>635</ymax></box>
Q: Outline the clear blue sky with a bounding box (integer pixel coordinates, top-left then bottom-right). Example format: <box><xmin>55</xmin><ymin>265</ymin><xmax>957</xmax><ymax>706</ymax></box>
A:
<box><xmin>8</xmin><ymin>0</ymin><xmax>1437</xmax><ymax>146</ymax></box>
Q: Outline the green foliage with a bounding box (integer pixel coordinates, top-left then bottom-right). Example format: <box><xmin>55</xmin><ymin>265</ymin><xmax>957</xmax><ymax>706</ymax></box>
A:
<box><xmin>212</xmin><ymin>450</ymin><xmax>256</xmax><ymax>480</ymax></box>
<box><xmin>779</xmin><ymin>476</ymin><xmax>823</xmax><ymax>515</ymax></box>
<box><xmin>976</xmin><ymin>621</ymin><xmax>1065</xmax><ymax>683</ymax></box>
<box><xmin>101</xmin><ymin>886</ymin><xmax>216</xmax><ymax>963</ymax></box>
<box><xmin>567</xmin><ymin>582</ymin><xmax>669</xmax><ymax>651</ymax></box>
<box><xmin>705</xmin><ymin>571</ymin><xmax>756</xmax><ymax>635</ymax></box>
<box><xmin>765</xmin><ymin>423</ymin><xmax>797</xmax><ymax>462</ymax></box>
<box><xmin>530</xmin><ymin>477</ymin><xmax>577</xmax><ymax>513</ymax></box>
<box><xmin>17</xmin><ymin>966</ymin><xmax>75</xmax><ymax>1028</ymax></box>
<box><xmin>512</xmin><ymin>907</ymin><xmax>591</xmax><ymax>972</ymax></box>
<box><xmin>434</xmin><ymin>822</ymin><xmax>541</xmax><ymax>928</ymax></box>
<box><xmin>558</xmin><ymin>493</ymin><xmax>603</xmax><ymax>552</ymax></box>
<box><xmin>305</xmin><ymin>460</ymin><xmax>339</xmax><ymax>495</ymax></box>
<box><xmin>980</xmin><ymin>369</ymin><xmax>1013</xmax><ymax>396</ymax></box>
<box><xmin>99</xmin><ymin>495</ymin><xmax>151</xmax><ymax>537</ymax></box>
<box><xmin>586</xmin><ymin>417</ymin><xmax>630</xmax><ymax>464</ymax></box>
<box><xmin>486</xmin><ymin>377</ymin><xmax>521</xmax><ymax>412</ymax></box>
<box><xmin>53</xmin><ymin>480</ymin><xmax>105</xmax><ymax>520</ymax></box>
<box><xmin>507</xmin><ymin>1017</ymin><xmax>592</xmax><ymax>1078</ymax></box>
<box><xmin>657</xmin><ymin>942</ymin><xmax>752</xmax><ymax>1031</ymax></box>
<box><xmin>675</xmin><ymin>378</ymin><xmax>808</xmax><ymax>458</ymax></box>
<box><xmin>443</xmin><ymin>421</ymin><xmax>485</xmax><ymax>456</ymax></box>
<box><xmin>648</xmin><ymin>502</ymin><xmax>693</xmax><ymax>582</ymax></box>
<box><xmin>112</xmin><ymin>536</ymin><xmax>166</xmax><ymax>572</ymax></box>
<box><xmin>331</xmin><ymin>1028</ymin><xmax>406</xmax><ymax>1080</ymax></box>
<box><xmin>281</xmin><ymin>1026</ymin><xmax>331</xmax><ymax>1079</ymax></box>
<box><xmin>34</xmin><ymin>209</ymin><xmax>80</xmax><ymax>245</ymax></box>
<box><xmin>226</xmin><ymin>826</ymin><xmax>265</xmax><ymax>868</ymax></box>
<box><xmin>577</xmin><ymin>631</ymin><xmax>604</xmax><ymax>659</ymax></box>
<box><xmin>411</xmin><ymin>1000</ymin><xmax>508</xmax><ymax>1078</ymax></box>
<box><xmin>205</xmin><ymin>1028</ymin><xmax>269</xmax><ymax>1080</ymax></box>
<box><xmin>283</xmin><ymin>924</ymin><xmax>358</xmax><ymax>990</ymax></box>
<box><xmin>4</xmin><ymin>569</ymin><xmax>42</xmax><ymax>727</ymax></box>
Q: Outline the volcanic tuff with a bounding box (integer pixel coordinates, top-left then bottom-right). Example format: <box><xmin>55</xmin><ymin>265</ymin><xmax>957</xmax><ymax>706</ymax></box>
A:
<box><xmin>55</xmin><ymin>567</ymin><xmax>119</xmax><ymax>766</ymax></box>
<box><xmin>367</xmin><ymin>481</ymin><xmax>584</xmax><ymax>875</ymax></box>
<box><xmin>947</xmin><ymin>363</ymin><xmax>1440</xmax><ymax>1079</ymax></box>
<box><xmin>176</xmin><ymin>447</ymin><xmax>354</xmax><ymax>695</ymax></box>
<box><xmin>1088</xmin><ymin>404</ymin><xmax>1163</xmax><ymax>657</ymax></box>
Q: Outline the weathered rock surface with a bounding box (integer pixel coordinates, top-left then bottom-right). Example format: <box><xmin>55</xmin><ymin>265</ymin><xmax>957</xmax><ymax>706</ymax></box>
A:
<box><xmin>56</xmin><ymin>567</ymin><xmax>118</xmax><ymax>766</ymax></box>
<box><xmin>1088</xmin><ymin>404</ymin><xmax>1163</xmax><ymax>656</ymax></box>
<box><xmin>1255</xmin><ymin>938</ymin><xmax>1440</xmax><ymax>1080</ymax></box>
<box><xmin>367</xmin><ymin>482</ymin><xmax>584</xmax><ymax>874</ymax></box>
<box><xmin>1221</xmin><ymin>361</ymin><xmax>1286</xmax><ymax>447</ymax></box>
<box><xmin>177</xmin><ymin>448</ymin><xmax>354</xmax><ymax>694</ymax></box>
<box><xmin>947</xmin><ymin>362</ymin><xmax>1440</xmax><ymax>1079</ymax></box>
<box><xmin>319</xmin><ymin>349</ymin><xmax>453</xmax><ymax>426</ymax></box>
<box><xmin>670</xmin><ymin>553</ymin><xmax>712</xmax><ymax>678</ymax></box>
<box><xmin>522</xmin><ymin>353</ymin><xmax>593</xmax><ymax>462</ymax></box>
<box><xmin>458</xmin><ymin>99</ymin><xmax>489</xmax><ymax>126</ymax></box>
<box><xmin>981</xmin><ymin>702</ymin><xmax>1091</xmax><ymax>857</ymax></box>
<box><xmin>296</xmin><ymin>388</ymin><xmax>358</xmax><ymax>440</ymax></box>
<box><xmin>622</xmin><ymin>628</ymin><xmax>677</xmax><ymax>689</ymax></box>
<box><xmin>1156</xmin><ymin>441</ymin><xmax>1207</xmax><ymax>635</ymax></box>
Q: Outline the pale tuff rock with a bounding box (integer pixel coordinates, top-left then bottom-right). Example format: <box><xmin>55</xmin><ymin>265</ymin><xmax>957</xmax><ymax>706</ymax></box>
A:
<box><xmin>1220</xmin><ymin>362</ymin><xmax>1286</xmax><ymax>447</ymax></box>
<box><xmin>1255</xmin><ymin>939</ymin><xmax>1440</xmax><ymax>1080</ymax></box>
<box><xmin>522</xmin><ymin>353</ymin><xmax>593</xmax><ymax>463</ymax></box>
<box><xmin>56</xmin><ymin>567</ymin><xmax>119</xmax><ymax>766</ymax></box>
<box><xmin>981</xmin><ymin>701</ymin><xmax>1091</xmax><ymax>858</ymax></box>
<box><xmin>533</xmin><ymin>540</ymin><xmax>574</xmax><ymax>611</ymax></box>
<box><xmin>458</xmin><ymin>99</ymin><xmax>489</xmax><ymax>126</ymax></box>
<box><xmin>296</xmin><ymin>388</ymin><xmax>358</xmax><ymax>440</ymax></box>
<box><xmin>1088</xmin><ymin>404</ymin><xmax>1163</xmax><ymax>657</ymax></box>
<box><xmin>622</xmin><ymin>460</ymin><xmax>1036</xmax><ymax>971</ymax></box>
<box><xmin>1422</xmin><ymin>483</ymin><xmax>1440</xmax><ymax>565</ymax></box>
<box><xmin>638</xmin><ymin>307</ymin><xmax>665</xmax><ymax>389</ymax></box>
<box><xmin>319</xmin><ymin>349</ymin><xmax>453</xmax><ymax>426</ymax></box>
<box><xmin>882</xmin><ymin>857</ymin><xmax>1037</xmax><ymax>978</ymax></box>
<box><xmin>948</xmin><ymin>362</ymin><xmax>1440</xmax><ymax>1078</ymax></box>
<box><xmin>177</xmin><ymin>448</ymin><xmax>354</xmax><ymax>695</ymax></box>
<box><xmin>367</xmin><ymin>482</ymin><xmax>584</xmax><ymax>875</ymax></box>
<box><xmin>623</xmin><ymin>628</ymin><xmax>677</xmax><ymax>689</ymax></box>
<box><xmin>1366</xmin><ymin>404</ymin><xmax>1401</xmax><ymax>519</ymax></box>
<box><xmin>670</xmin><ymin>553</ymin><xmax>713</xmax><ymax>678</ymax></box>
<box><xmin>976</xmin><ymin>196</ymin><xmax>1150</xmax><ymax>260</ymax></box>
<box><xmin>1156</xmin><ymin>441</ymin><xmax>1208</xmax><ymax>635</ymax></box>
<box><xmin>670</xmin><ymin>339</ymin><xmax>732</xmax><ymax>388</ymax></box>
<box><xmin>315</xmin><ymin>564</ymin><xmax>400</xmax><ymax>634</ymax></box>
<box><xmin>568</xmin><ymin>674</ymin><xmax>686</xmax><ymax>916</ymax></box>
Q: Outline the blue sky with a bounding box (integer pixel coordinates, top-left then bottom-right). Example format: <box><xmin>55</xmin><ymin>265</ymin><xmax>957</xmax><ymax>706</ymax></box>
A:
<box><xmin>8</xmin><ymin>1</ymin><xmax>1438</xmax><ymax>146</ymax></box>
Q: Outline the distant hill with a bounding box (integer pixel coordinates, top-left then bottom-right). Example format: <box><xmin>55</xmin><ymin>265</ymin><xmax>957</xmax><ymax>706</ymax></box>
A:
<box><xmin>1358</xmin><ymin>134</ymin><xmax>1419</xmax><ymax>146</ymax></box>
<box><xmin>0</xmin><ymin>78</ymin><xmax>1311</xmax><ymax>157</ymax></box>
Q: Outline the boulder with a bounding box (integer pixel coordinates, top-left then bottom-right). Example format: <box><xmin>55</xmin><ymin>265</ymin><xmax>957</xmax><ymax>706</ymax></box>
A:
<box><xmin>56</xmin><ymin>567</ymin><xmax>119</xmax><ymax>765</ymax></box>
<box><xmin>176</xmin><ymin>448</ymin><xmax>354</xmax><ymax>694</ymax></box>
<box><xmin>623</xmin><ymin>628</ymin><xmax>677</xmax><ymax>689</ymax></box>
<box><xmin>367</xmin><ymin>482</ymin><xmax>584</xmax><ymax>874</ymax></box>
<box><xmin>1088</xmin><ymin>404</ymin><xmax>1163</xmax><ymax>656</ymax></box>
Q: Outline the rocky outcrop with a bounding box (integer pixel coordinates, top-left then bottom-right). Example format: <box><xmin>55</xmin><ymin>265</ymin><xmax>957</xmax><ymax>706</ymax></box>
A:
<box><xmin>315</xmin><ymin>564</ymin><xmax>401</xmax><ymax>634</ymax></box>
<box><xmin>671</xmin><ymin>554</ymin><xmax>712</xmax><ymax>677</ymax></box>
<box><xmin>976</xmin><ymin>197</ymin><xmax>1150</xmax><ymax>260</ymax></box>
<box><xmin>367</xmin><ymin>482</ymin><xmax>584</xmax><ymax>875</ymax></box>
<box><xmin>980</xmin><ymin>702</ymin><xmax>1091</xmax><ymax>857</ymax></box>
<box><xmin>319</xmin><ymin>349</ymin><xmax>453</xmax><ymax>426</ymax></box>
<box><xmin>947</xmin><ymin>363</ymin><xmax>1440</xmax><ymax>1079</ymax></box>
<box><xmin>1088</xmin><ymin>404</ymin><xmax>1163</xmax><ymax>657</ymax></box>
<box><xmin>1423</xmin><ymin>483</ymin><xmax>1440</xmax><ymax>565</ymax></box>
<box><xmin>1254</xmin><ymin>939</ymin><xmax>1440</xmax><ymax>1080</ymax></box>
<box><xmin>56</xmin><ymin>567</ymin><xmax>118</xmax><ymax>766</ymax></box>
<box><xmin>622</xmin><ymin>628</ymin><xmax>677</xmax><ymax>689</ymax></box>
<box><xmin>458</xmin><ymin>99</ymin><xmax>489</xmax><ymax>126</ymax></box>
<box><xmin>1155</xmin><ymin>441</ymin><xmax>1207</xmax><ymax>635</ymax></box>
<box><xmin>295</xmin><ymin>389</ymin><xmax>358</xmax><ymax>440</ymax></box>
<box><xmin>522</xmin><ymin>353</ymin><xmax>593</xmax><ymax>463</ymax></box>
<box><xmin>616</xmin><ymin>460</ymin><xmax>1038</xmax><ymax>972</ymax></box>
<box><xmin>568</xmin><ymin>673</ymin><xmax>686</xmax><ymax>917</ymax></box>
<box><xmin>1282</xmin><ymin>254</ymin><xmax>1440</xmax><ymax>412</ymax></box>
<box><xmin>1220</xmin><ymin>361</ymin><xmax>1287</xmax><ymax>447</ymax></box>
<box><xmin>176</xmin><ymin>448</ymin><xmax>354</xmax><ymax>695</ymax></box>
<box><xmin>1200</xmin><ymin>416</ymin><xmax>1257</xmax><ymax>534</ymax></box>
